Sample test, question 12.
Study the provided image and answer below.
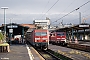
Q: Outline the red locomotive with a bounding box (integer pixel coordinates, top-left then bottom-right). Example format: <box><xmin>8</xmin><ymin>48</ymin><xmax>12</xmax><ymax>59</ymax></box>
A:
<box><xmin>49</xmin><ymin>32</ymin><xmax>66</xmax><ymax>45</ymax></box>
<box><xmin>26</xmin><ymin>29</ymin><xmax>49</xmax><ymax>50</ymax></box>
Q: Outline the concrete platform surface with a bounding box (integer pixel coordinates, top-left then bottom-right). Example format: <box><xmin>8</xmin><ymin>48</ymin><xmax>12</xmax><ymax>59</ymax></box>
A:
<box><xmin>0</xmin><ymin>44</ymin><xmax>30</xmax><ymax>60</ymax></box>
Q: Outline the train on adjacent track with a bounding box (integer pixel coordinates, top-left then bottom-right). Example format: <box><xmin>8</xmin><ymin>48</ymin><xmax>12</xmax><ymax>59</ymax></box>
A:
<box><xmin>49</xmin><ymin>31</ymin><xmax>67</xmax><ymax>45</ymax></box>
<box><xmin>25</xmin><ymin>29</ymin><xmax>49</xmax><ymax>50</ymax></box>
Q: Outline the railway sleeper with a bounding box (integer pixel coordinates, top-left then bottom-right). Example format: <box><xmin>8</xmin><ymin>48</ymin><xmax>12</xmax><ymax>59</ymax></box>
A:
<box><xmin>48</xmin><ymin>49</ymin><xmax>73</xmax><ymax>60</ymax></box>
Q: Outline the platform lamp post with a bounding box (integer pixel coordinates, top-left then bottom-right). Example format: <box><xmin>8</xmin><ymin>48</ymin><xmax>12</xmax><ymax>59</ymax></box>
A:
<box><xmin>1</xmin><ymin>7</ymin><xmax>8</xmax><ymax>43</ymax></box>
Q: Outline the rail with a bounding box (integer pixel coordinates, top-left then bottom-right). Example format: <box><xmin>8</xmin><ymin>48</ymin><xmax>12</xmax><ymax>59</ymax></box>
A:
<box><xmin>36</xmin><ymin>49</ymin><xmax>73</xmax><ymax>60</ymax></box>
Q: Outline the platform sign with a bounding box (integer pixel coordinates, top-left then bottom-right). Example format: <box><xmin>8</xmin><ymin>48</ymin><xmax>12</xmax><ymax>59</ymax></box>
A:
<box><xmin>7</xmin><ymin>25</ymin><xmax>18</xmax><ymax>28</ymax></box>
<box><xmin>79</xmin><ymin>25</ymin><xmax>89</xmax><ymax>27</ymax></box>
<box><xmin>9</xmin><ymin>29</ymin><xmax>13</xmax><ymax>33</ymax></box>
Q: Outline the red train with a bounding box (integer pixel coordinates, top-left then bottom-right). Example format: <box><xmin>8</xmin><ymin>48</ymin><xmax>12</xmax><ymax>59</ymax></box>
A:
<box><xmin>25</xmin><ymin>29</ymin><xmax>49</xmax><ymax>50</ymax></box>
<box><xmin>49</xmin><ymin>32</ymin><xmax>66</xmax><ymax>45</ymax></box>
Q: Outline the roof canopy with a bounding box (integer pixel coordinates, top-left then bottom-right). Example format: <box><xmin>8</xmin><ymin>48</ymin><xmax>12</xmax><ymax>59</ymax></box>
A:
<box><xmin>0</xmin><ymin>23</ymin><xmax>29</xmax><ymax>35</ymax></box>
<box><xmin>55</xmin><ymin>23</ymin><xmax>90</xmax><ymax>32</ymax></box>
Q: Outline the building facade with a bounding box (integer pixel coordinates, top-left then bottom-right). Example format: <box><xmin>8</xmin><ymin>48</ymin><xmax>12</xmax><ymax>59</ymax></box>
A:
<box><xmin>33</xmin><ymin>20</ymin><xmax>50</xmax><ymax>29</ymax></box>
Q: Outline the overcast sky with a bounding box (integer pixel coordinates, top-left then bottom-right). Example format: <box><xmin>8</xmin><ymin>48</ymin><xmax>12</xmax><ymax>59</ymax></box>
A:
<box><xmin>0</xmin><ymin>0</ymin><xmax>90</xmax><ymax>25</ymax></box>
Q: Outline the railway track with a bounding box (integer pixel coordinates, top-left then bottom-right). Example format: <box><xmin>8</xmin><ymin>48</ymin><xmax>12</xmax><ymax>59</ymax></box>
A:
<box><xmin>36</xmin><ymin>49</ymin><xmax>72</xmax><ymax>60</ymax></box>
<box><xmin>27</xmin><ymin>42</ymin><xmax>61</xmax><ymax>60</ymax></box>
<box><xmin>27</xmin><ymin>42</ymin><xmax>72</xmax><ymax>60</ymax></box>
<box><xmin>49</xmin><ymin>44</ymin><xmax>90</xmax><ymax>60</ymax></box>
<box><xmin>38</xmin><ymin>49</ymin><xmax>60</xmax><ymax>60</ymax></box>
<box><xmin>37</xmin><ymin>49</ymin><xmax>59</xmax><ymax>60</ymax></box>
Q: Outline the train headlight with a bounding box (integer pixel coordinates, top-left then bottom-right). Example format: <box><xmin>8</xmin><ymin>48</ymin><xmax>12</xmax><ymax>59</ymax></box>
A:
<box><xmin>46</xmin><ymin>40</ymin><xmax>48</xmax><ymax>42</ymax></box>
<box><xmin>64</xmin><ymin>39</ymin><xmax>66</xmax><ymax>42</ymax></box>
<box><xmin>35</xmin><ymin>40</ymin><xmax>37</xmax><ymax>42</ymax></box>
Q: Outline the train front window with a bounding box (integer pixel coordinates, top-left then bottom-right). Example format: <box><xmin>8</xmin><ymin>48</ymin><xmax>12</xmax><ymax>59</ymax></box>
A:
<box><xmin>35</xmin><ymin>32</ymin><xmax>41</xmax><ymax>36</ymax></box>
<box><xmin>57</xmin><ymin>33</ymin><xmax>64</xmax><ymax>36</ymax></box>
<box><xmin>41</xmin><ymin>32</ymin><xmax>47</xmax><ymax>36</ymax></box>
<box><xmin>35</xmin><ymin>32</ymin><xmax>47</xmax><ymax>36</ymax></box>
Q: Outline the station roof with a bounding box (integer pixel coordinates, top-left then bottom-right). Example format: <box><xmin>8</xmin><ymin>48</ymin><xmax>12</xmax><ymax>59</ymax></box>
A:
<box><xmin>55</xmin><ymin>23</ymin><xmax>90</xmax><ymax>32</ymax></box>
<box><xmin>0</xmin><ymin>23</ymin><xmax>29</xmax><ymax>35</ymax></box>
<box><xmin>20</xmin><ymin>24</ymin><xmax>36</xmax><ymax>29</ymax></box>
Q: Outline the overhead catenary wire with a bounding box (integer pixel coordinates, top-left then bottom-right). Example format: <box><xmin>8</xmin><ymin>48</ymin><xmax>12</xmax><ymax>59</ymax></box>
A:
<box><xmin>80</xmin><ymin>5</ymin><xmax>90</xmax><ymax>23</ymax></box>
<box><xmin>55</xmin><ymin>0</ymin><xmax>75</xmax><ymax>19</ymax></box>
<box><xmin>53</xmin><ymin>0</ymin><xmax>90</xmax><ymax>23</ymax></box>
<box><xmin>81</xmin><ymin>4</ymin><xmax>90</xmax><ymax>18</ymax></box>
<box><xmin>41</xmin><ymin>0</ymin><xmax>50</xmax><ymax>14</ymax></box>
<box><xmin>69</xmin><ymin>7</ymin><xmax>90</xmax><ymax>23</ymax></box>
<box><xmin>68</xmin><ymin>13</ymin><xmax>90</xmax><ymax>24</ymax></box>
<box><xmin>82</xmin><ymin>7</ymin><xmax>90</xmax><ymax>13</ymax></box>
<box><xmin>40</xmin><ymin>0</ymin><xmax>59</xmax><ymax>19</ymax></box>
<box><xmin>37</xmin><ymin>0</ymin><xmax>50</xmax><ymax>19</ymax></box>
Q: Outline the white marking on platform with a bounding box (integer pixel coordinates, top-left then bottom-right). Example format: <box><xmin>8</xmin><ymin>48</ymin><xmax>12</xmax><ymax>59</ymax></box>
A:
<box><xmin>1</xmin><ymin>57</ymin><xmax>9</xmax><ymax>60</ymax></box>
<box><xmin>26</xmin><ymin>44</ymin><xmax>34</xmax><ymax>60</ymax></box>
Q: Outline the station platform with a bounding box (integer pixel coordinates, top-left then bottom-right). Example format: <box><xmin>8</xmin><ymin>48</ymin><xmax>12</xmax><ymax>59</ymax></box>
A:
<box><xmin>0</xmin><ymin>44</ymin><xmax>30</xmax><ymax>60</ymax></box>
